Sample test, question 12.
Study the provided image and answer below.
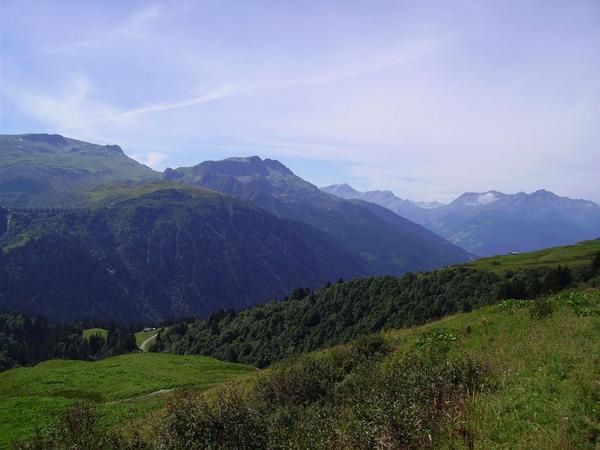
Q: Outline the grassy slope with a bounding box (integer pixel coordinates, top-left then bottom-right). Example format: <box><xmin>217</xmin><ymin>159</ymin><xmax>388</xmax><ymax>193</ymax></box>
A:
<box><xmin>0</xmin><ymin>353</ymin><xmax>255</xmax><ymax>446</ymax></box>
<box><xmin>82</xmin><ymin>328</ymin><xmax>108</xmax><ymax>339</ymax></box>
<box><xmin>3</xmin><ymin>291</ymin><xmax>598</xmax><ymax>448</ymax></box>
<box><xmin>0</xmin><ymin>134</ymin><xmax>159</xmax><ymax>208</ymax></box>
<box><xmin>383</xmin><ymin>289</ymin><xmax>600</xmax><ymax>448</ymax></box>
<box><xmin>82</xmin><ymin>180</ymin><xmax>223</xmax><ymax>206</ymax></box>
<box><xmin>467</xmin><ymin>239</ymin><xmax>600</xmax><ymax>273</ymax></box>
<box><xmin>131</xmin><ymin>289</ymin><xmax>599</xmax><ymax>448</ymax></box>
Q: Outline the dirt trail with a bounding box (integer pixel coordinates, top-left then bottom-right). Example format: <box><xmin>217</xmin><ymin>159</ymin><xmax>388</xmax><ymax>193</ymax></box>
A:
<box><xmin>140</xmin><ymin>333</ymin><xmax>158</xmax><ymax>352</ymax></box>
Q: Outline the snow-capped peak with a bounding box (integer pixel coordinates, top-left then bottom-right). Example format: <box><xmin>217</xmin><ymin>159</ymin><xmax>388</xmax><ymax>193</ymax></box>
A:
<box><xmin>455</xmin><ymin>191</ymin><xmax>504</xmax><ymax>206</ymax></box>
<box><xmin>476</xmin><ymin>192</ymin><xmax>499</xmax><ymax>205</ymax></box>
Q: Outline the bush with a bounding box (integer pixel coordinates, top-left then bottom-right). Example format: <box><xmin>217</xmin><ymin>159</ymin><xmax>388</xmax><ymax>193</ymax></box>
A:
<box><xmin>529</xmin><ymin>298</ymin><xmax>553</xmax><ymax>320</ymax></box>
<box><xmin>254</xmin><ymin>352</ymin><xmax>344</xmax><ymax>407</ymax></box>
<box><xmin>350</xmin><ymin>333</ymin><xmax>390</xmax><ymax>360</ymax></box>
<box><xmin>333</xmin><ymin>353</ymin><xmax>491</xmax><ymax>449</ymax></box>
<box><xmin>159</xmin><ymin>387</ymin><xmax>267</xmax><ymax>450</ymax></box>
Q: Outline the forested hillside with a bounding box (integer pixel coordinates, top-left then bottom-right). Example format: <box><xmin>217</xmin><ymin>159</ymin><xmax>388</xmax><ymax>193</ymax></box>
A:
<box><xmin>0</xmin><ymin>183</ymin><xmax>363</xmax><ymax>322</ymax></box>
<box><xmin>153</xmin><ymin>257</ymin><xmax>599</xmax><ymax>367</ymax></box>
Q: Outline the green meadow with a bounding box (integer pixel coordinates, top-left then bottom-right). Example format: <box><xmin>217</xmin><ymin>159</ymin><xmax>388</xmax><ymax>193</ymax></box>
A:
<box><xmin>0</xmin><ymin>353</ymin><xmax>255</xmax><ymax>447</ymax></box>
<box><xmin>467</xmin><ymin>239</ymin><xmax>600</xmax><ymax>273</ymax></box>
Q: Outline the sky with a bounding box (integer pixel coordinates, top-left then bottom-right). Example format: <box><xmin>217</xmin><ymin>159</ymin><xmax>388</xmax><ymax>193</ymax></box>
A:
<box><xmin>1</xmin><ymin>0</ymin><xmax>599</xmax><ymax>203</ymax></box>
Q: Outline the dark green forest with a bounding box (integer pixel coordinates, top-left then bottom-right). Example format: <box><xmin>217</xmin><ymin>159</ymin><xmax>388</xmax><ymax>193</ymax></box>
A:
<box><xmin>0</xmin><ymin>185</ymin><xmax>363</xmax><ymax>322</ymax></box>
<box><xmin>153</xmin><ymin>261</ymin><xmax>599</xmax><ymax>367</ymax></box>
<box><xmin>0</xmin><ymin>312</ymin><xmax>137</xmax><ymax>371</ymax></box>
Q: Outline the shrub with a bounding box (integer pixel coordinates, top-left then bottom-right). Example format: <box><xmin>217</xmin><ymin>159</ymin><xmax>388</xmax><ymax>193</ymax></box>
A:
<box><xmin>350</xmin><ymin>333</ymin><xmax>390</xmax><ymax>360</ymax></box>
<box><xmin>159</xmin><ymin>387</ymin><xmax>267</xmax><ymax>450</ymax></box>
<box><xmin>333</xmin><ymin>353</ymin><xmax>491</xmax><ymax>449</ymax></box>
<box><xmin>254</xmin><ymin>352</ymin><xmax>344</xmax><ymax>407</ymax></box>
<box><xmin>529</xmin><ymin>298</ymin><xmax>553</xmax><ymax>320</ymax></box>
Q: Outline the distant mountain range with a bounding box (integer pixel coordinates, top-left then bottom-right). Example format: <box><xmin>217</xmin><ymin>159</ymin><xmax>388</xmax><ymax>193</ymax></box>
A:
<box><xmin>0</xmin><ymin>134</ymin><xmax>469</xmax><ymax>322</ymax></box>
<box><xmin>322</xmin><ymin>184</ymin><xmax>600</xmax><ymax>256</ymax></box>
<box><xmin>324</xmin><ymin>183</ymin><xmax>445</xmax><ymax>209</ymax></box>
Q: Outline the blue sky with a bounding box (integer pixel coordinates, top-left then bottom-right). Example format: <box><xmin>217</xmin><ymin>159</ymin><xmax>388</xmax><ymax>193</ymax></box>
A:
<box><xmin>1</xmin><ymin>0</ymin><xmax>598</xmax><ymax>202</ymax></box>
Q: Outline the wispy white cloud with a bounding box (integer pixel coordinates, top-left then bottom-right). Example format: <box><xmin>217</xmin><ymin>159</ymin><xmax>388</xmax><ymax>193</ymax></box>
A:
<box><xmin>109</xmin><ymin>85</ymin><xmax>237</xmax><ymax>121</ymax></box>
<box><xmin>4</xmin><ymin>72</ymin><xmax>237</xmax><ymax>169</ymax></box>
<box><xmin>7</xmin><ymin>72</ymin><xmax>235</xmax><ymax>130</ymax></box>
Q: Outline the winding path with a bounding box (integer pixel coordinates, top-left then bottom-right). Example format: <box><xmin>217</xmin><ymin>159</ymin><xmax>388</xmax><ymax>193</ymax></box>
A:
<box><xmin>139</xmin><ymin>333</ymin><xmax>158</xmax><ymax>352</ymax></box>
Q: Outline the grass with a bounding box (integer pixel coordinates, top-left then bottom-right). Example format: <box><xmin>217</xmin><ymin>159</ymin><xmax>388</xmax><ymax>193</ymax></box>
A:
<box><xmin>383</xmin><ymin>288</ymin><xmax>600</xmax><ymax>448</ymax></box>
<box><xmin>135</xmin><ymin>329</ymin><xmax>159</xmax><ymax>347</ymax></box>
<box><xmin>0</xmin><ymin>353</ymin><xmax>255</xmax><ymax>447</ymax></box>
<box><xmin>82</xmin><ymin>328</ymin><xmax>107</xmax><ymax>339</ymax></box>
<box><xmin>83</xmin><ymin>180</ymin><xmax>222</xmax><ymax>206</ymax></box>
<box><xmin>467</xmin><ymin>239</ymin><xmax>600</xmax><ymax>273</ymax></box>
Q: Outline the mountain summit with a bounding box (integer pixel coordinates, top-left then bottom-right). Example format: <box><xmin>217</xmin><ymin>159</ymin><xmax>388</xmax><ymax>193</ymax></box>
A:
<box><xmin>0</xmin><ymin>134</ymin><xmax>158</xmax><ymax>207</ymax></box>
<box><xmin>451</xmin><ymin>191</ymin><xmax>507</xmax><ymax>207</ymax></box>
<box><xmin>165</xmin><ymin>157</ymin><xmax>471</xmax><ymax>275</ymax></box>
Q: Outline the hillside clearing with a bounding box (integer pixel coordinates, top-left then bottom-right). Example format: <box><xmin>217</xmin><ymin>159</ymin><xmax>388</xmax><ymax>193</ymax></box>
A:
<box><xmin>82</xmin><ymin>328</ymin><xmax>108</xmax><ymax>339</ymax></box>
<box><xmin>467</xmin><ymin>239</ymin><xmax>600</xmax><ymax>273</ymax></box>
